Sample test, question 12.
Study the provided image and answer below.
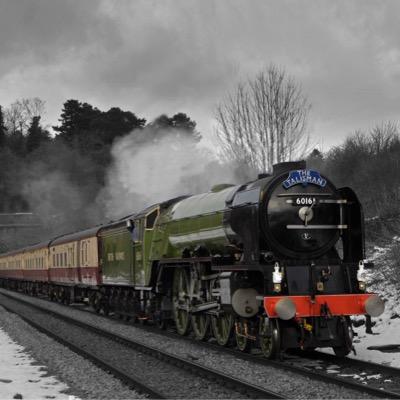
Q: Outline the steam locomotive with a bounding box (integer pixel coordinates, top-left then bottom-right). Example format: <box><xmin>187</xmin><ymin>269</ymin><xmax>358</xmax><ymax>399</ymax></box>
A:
<box><xmin>0</xmin><ymin>161</ymin><xmax>384</xmax><ymax>358</ymax></box>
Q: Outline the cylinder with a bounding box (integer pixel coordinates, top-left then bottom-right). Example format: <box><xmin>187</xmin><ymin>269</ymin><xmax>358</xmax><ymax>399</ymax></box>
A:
<box><xmin>231</xmin><ymin>288</ymin><xmax>259</xmax><ymax>318</ymax></box>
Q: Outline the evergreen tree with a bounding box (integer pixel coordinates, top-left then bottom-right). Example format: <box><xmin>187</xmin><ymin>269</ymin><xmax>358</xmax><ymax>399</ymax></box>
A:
<box><xmin>7</xmin><ymin>129</ymin><xmax>25</xmax><ymax>157</ymax></box>
<box><xmin>53</xmin><ymin>100</ymin><xmax>146</xmax><ymax>149</ymax></box>
<box><xmin>53</xmin><ymin>99</ymin><xmax>101</xmax><ymax>144</ymax></box>
<box><xmin>94</xmin><ymin>107</ymin><xmax>146</xmax><ymax>145</ymax></box>
<box><xmin>151</xmin><ymin>114</ymin><xmax>172</xmax><ymax>130</ymax></box>
<box><xmin>170</xmin><ymin>112</ymin><xmax>201</xmax><ymax>141</ymax></box>
<box><xmin>26</xmin><ymin>116</ymin><xmax>50</xmax><ymax>153</ymax></box>
<box><xmin>148</xmin><ymin>113</ymin><xmax>201</xmax><ymax>142</ymax></box>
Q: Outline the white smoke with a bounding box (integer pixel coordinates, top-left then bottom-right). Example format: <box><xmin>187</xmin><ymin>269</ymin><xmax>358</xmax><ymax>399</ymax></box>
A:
<box><xmin>98</xmin><ymin>127</ymin><xmax>251</xmax><ymax>220</ymax></box>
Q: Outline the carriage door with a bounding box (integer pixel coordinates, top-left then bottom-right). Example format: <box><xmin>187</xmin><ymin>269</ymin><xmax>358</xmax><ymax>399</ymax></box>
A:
<box><xmin>132</xmin><ymin>218</ymin><xmax>145</xmax><ymax>286</ymax></box>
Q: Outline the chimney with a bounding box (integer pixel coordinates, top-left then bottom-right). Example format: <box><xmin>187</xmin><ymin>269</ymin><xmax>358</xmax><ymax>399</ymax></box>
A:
<box><xmin>272</xmin><ymin>161</ymin><xmax>306</xmax><ymax>176</ymax></box>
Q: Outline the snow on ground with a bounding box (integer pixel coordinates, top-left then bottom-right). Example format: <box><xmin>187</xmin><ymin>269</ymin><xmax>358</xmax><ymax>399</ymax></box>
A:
<box><xmin>0</xmin><ymin>327</ymin><xmax>76</xmax><ymax>400</ymax></box>
<box><xmin>349</xmin><ymin>238</ymin><xmax>400</xmax><ymax>367</ymax></box>
<box><xmin>351</xmin><ymin>315</ymin><xmax>400</xmax><ymax>367</ymax></box>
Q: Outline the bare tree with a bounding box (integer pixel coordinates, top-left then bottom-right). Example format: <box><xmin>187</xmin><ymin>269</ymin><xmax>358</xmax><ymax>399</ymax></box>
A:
<box><xmin>4</xmin><ymin>98</ymin><xmax>46</xmax><ymax>135</ymax></box>
<box><xmin>215</xmin><ymin>65</ymin><xmax>311</xmax><ymax>172</ymax></box>
<box><xmin>5</xmin><ymin>101</ymin><xmax>26</xmax><ymax>135</ymax></box>
<box><xmin>21</xmin><ymin>97</ymin><xmax>45</xmax><ymax>120</ymax></box>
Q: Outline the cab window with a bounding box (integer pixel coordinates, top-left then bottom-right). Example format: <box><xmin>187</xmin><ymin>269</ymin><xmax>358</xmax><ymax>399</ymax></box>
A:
<box><xmin>146</xmin><ymin>209</ymin><xmax>159</xmax><ymax>229</ymax></box>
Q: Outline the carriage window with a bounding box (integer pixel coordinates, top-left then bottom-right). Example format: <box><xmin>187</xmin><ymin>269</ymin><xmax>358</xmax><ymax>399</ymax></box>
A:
<box><xmin>146</xmin><ymin>209</ymin><xmax>159</xmax><ymax>229</ymax></box>
<box><xmin>64</xmin><ymin>253</ymin><xmax>67</xmax><ymax>266</ymax></box>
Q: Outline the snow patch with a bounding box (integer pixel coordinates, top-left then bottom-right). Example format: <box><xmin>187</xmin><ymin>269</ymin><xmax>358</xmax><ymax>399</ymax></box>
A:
<box><xmin>0</xmin><ymin>327</ymin><xmax>77</xmax><ymax>399</ymax></box>
<box><xmin>351</xmin><ymin>236</ymin><xmax>400</xmax><ymax>367</ymax></box>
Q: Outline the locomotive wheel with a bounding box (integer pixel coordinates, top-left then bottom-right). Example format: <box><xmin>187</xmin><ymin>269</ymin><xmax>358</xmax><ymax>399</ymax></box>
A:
<box><xmin>172</xmin><ymin>268</ymin><xmax>191</xmax><ymax>335</ymax></box>
<box><xmin>191</xmin><ymin>264</ymin><xmax>210</xmax><ymax>341</ymax></box>
<box><xmin>49</xmin><ymin>288</ymin><xmax>56</xmax><ymax>302</ymax></box>
<box><xmin>192</xmin><ymin>312</ymin><xmax>210</xmax><ymax>341</ymax></box>
<box><xmin>333</xmin><ymin>317</ymin><xmax>352</xmax><ymax>357</ymax></box>
<box><xmin>211</xmin><ymin>312</ymin><xmax>234</xmax><ymax>346</ymax></box>
<box><xmin>259</xmin><ymin>316</ymin><xmax>280</xmax><ymax>359</ymax></box>
<box><xmin>235</xmin><ymin>319</ymin><xmax>252</xmax><ymax>352</ymax></box>
<box><xmin>63</xmin><ymin>289</ymin><xmax>71</xmax><ymax>305</ymax></box>
<box><xmin>92</xmin><ymin>292</ymin><xmax>102</xmax><ymax>314</ymax></box>
<box><xmin>103</xmin><ymin>298</ymin><xmax>110</xmax><ymax>316</ymax></box>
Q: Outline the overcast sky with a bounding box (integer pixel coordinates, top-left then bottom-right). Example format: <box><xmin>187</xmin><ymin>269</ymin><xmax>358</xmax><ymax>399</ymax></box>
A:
<box><xmin>1</xmin><ymin>0</ymin><xmax>400</xmax><ymax>150</ymax></box>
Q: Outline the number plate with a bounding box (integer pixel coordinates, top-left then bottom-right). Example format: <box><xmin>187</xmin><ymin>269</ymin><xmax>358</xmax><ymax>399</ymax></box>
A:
<box><xmin>294</xmin><ymin>197</ymin><xmax>318</xmax><ymax>206</ymax></box>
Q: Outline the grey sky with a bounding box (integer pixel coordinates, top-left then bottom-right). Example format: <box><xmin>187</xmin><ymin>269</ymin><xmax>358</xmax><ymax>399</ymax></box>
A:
<box><xmin>1</xmin><ymin>0</ymin><xmax>400</xmax><ymax>150</ymax></box>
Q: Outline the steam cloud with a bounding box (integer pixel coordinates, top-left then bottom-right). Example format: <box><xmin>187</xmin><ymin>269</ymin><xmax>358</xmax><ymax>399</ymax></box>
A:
<box><xmin>6</xmin><ymin>128</ymin><xmax>256</xmax><ymax>249</ymax></box>
<box><xmin>16</xmin><ymin>141</ymin><xmax>103</xmax><ymax>244</ymax></box>
<box><xmin>98</xmin><ymin>127</ymin><xmax>254</xmax><ymax>220</ymax></box>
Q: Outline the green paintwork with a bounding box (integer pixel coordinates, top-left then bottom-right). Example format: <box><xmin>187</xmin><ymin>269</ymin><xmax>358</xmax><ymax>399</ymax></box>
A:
<box><xmin>99</xmin><ymin>225</ymin><xmax>134</xmax><ymax>285</ymax></box>
<box><xmin>149</xmin><ymin>186</ymin><xmax>237</xmax><ymax>263</ymax></box>
<box><xmin>98</xmin><ymin>185</ymin><xmax>238</xmax><ymax>288</ymax></box>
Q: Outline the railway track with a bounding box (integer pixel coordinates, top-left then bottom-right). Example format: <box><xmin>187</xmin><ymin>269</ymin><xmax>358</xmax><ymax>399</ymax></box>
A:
<box><xmin>158</xmin><ymin>322</ymin><xmax>400</xmax><ymax>399</ymax></box>
<box><xmin>82</xmin><ymin>306</ymin><xmax>400</xmax><ymax>398</ymax></box>
<box><xmin>0</xmin><ymin>290</ymin><xmax>284</xmax><ymax>400</ymax></box>
<box><xmin>1</xmin><ymin>288</ymin><xmax>399</xmax><ymax>398</ymax></box>
<box><xmin>285</xmin><ymin>349</ymin><xmax>400</xmax><ymax>395</ymax></box>
<box><xmin>200</xmin><ymin>338</ymin><xmax>400</xmax><ymax>399</ymax></box>
<box><xmin>59</xmin><ymin>292</ymin><xmax>399</xmax><ymax>399</ymax></box>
